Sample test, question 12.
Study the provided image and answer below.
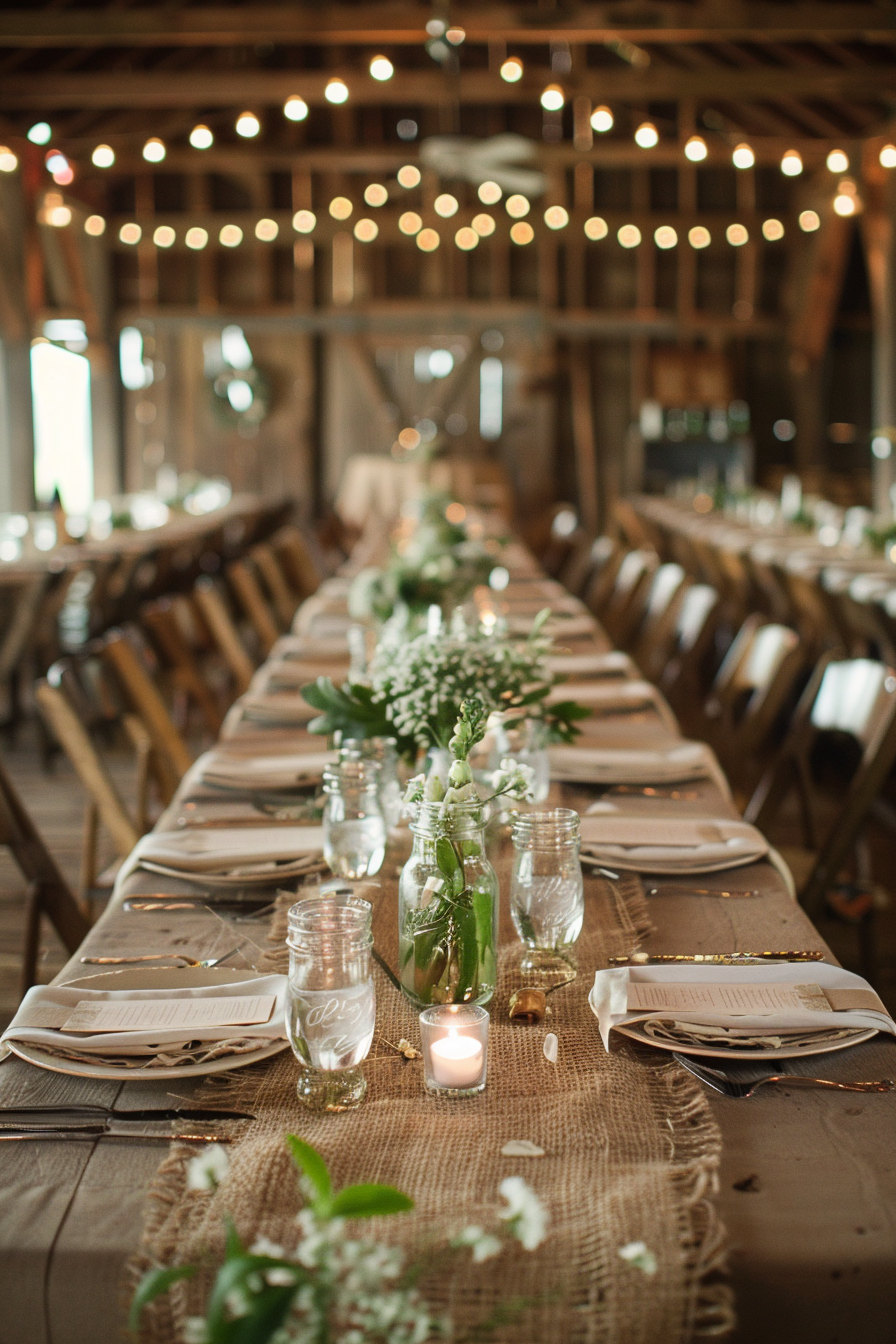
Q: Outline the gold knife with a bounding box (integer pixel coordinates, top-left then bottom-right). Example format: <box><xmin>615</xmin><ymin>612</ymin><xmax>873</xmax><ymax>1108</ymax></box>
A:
<box><xmin>608</xmin><ymin>950</ymin><xmax>826</xmax><ymax>965</ymax></box>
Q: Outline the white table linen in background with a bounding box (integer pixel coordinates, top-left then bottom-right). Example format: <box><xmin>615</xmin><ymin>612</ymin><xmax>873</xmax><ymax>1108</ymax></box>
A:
<box><xmin>579</xmin><ymin>813</ymin><xmax>768</xmax><ymax>873</ymax></box>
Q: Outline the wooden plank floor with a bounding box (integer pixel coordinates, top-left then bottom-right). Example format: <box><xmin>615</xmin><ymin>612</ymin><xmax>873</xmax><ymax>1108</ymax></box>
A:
<box><xmin>2</xmin><ymin>730</ymin><xmax>896</xmax><ymax>1030</ymax></box>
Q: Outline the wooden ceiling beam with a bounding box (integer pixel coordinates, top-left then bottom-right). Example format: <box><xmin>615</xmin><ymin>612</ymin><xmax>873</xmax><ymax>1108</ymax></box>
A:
<box><xmin>1</xmin><ymin>4</ymin><xmax>895</xmax><ymax>47</ymax></box>
<box><xmin>2</xmin><ymin>64</ymin><xmax>896</xmax><ymax>108</ymax></box>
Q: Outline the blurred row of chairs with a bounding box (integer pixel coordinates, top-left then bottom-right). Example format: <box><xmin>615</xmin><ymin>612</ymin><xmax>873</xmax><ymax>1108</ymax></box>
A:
<box><xmin>542</xmin><ymin>501</ymin><xmax>896</xmax><ymax>975</ymax></box>
<box><xmin>4</xmin><ymin>521</ymin><xmax>332</xmax><ymax>992</ymax></box>
<box><xmin>0</xmin><ymin>496</ymin><xmax>307</xmax><ymax>740</ymax></box>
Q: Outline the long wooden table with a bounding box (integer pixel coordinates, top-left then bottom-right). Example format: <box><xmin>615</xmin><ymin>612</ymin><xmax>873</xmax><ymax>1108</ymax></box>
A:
<box><xmin>1</xmin><ymin>551</ymin><xmax>895</xmax><ymax>1344</ymax></box>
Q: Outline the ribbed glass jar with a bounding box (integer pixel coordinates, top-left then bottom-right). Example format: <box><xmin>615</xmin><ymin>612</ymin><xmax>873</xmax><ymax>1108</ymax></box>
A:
<box><xmin>509</xmin><ymin>808</ymin><xmax>583</xmax><ymax>953</ymax></box>
<box><xmin>339</xmin><ymin>735</ymin><xmax>403</xmax><ymax>829</ymax></box>
<box><xmin>398</xmin><ymin>799</ymin><xmax>498</xmax><ymax>1007</ymax></box>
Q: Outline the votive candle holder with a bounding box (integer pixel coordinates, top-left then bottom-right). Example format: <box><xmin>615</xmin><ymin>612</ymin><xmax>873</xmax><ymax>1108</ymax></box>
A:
<box><xmin>419</xmin><ymin>1004</ymin><xmax>488</xmax><ymax>1097</ymax></box>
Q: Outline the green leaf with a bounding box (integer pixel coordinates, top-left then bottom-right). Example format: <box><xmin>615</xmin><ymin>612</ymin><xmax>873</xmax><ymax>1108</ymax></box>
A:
<box><xmin>329</xmin><ymin>1183</ymin><xmax>414</xmax><ymax>1219</ymax></box>
<box><xmin>435</xmin><ymin>836</ymin><xmax>463</xmax><ymax>895</ymax></box>
<box><xmin>129</xmin><ymin>1264</ymin><xmax>197</xmax><ymax>1332</ymax></box>
<box><xmin>206</xmin><ymin>1256</ymin><xmax>300</xmax><ymax>1344</ymax></box>
<box><xmin>472</xmin><ymin>888</ymin><xmax>496</xmax><ymax>989</ymax></box>
<box><xmin>285</xmin><ymin>1135</ymin><xmax>331</xmax><ymax>1213</ymax></box>
<box><xmin>224</xmin><ymin>1215</ymin><xmax>244</xmax><ymax>1261</ymax></box>
<box><xmin>454</xmin><ymin>901</ymin><xmax>480</xmax><ymax>1000</ymax></box>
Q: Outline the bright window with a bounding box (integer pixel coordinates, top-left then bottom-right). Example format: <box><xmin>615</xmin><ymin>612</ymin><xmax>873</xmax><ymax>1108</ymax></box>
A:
<box><xmin>479</xmin><ymin>356</ymin><xmax>503</xmax><ymax>440</ymax></box>
<box><xmin>31</xmin><ymin>342</ymin><xmax>93</xmax><ymax>512</ymax></box>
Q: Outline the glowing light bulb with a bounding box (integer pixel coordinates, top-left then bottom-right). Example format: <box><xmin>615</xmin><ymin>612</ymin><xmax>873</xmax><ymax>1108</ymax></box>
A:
<box><xmin>634</xmin><ymin>121</ymin><xmax>658</xmax><ymax>149</ymax></box>
<box><xmin>185</xmin><ymin>227</ymin><xmax>208</xmax><ymax>249</ymax></box>
<box><xmin>880</xmin><ymin>144</ymin><xmax>896</xmax><ymax>169</ymax></box>
<box><xmin>455</xmin><ymin>226</ymin><xmax>478</xmax><ymax>250</ymax></box>
<box><xmin>416</xmin><ymin>227</ymin><xmax>440</xmax><ymax>252</ymax></box>
<box><xmin>219</xmin><ymin>224</ymin><xmax>243</xmax><ymax>247</ymax></box>
<box><xmin>0</xmin><ymin>146</ymin><xmax>17</xmax><ymax>173</ymax></box>
<box><xmin>544</xmin><ymin>205</ymin><xmax>569</xmax><ymax>230</ymax></box>
<box><xmin>478</xmin><ymin>181</ymin><xmax>502</xmax><ymax>205</ymax></box>
<box><xmin>540</xmin><ymin>84</ymin><xmax>565</xmax><ymax>112</ymax></box>
<box><xmin>827</xmin><ymin>149</ymin><xmax>849</xmax><ymax>173</ymax></box>
<box><xmin>292</xmin><ymin>210</ymin><xmax>316</xmax><ymax>233</ymax></box>
<box><xmin>84</xmin><ymin>214</ymin><xmax>105</xmax><ymax>236</ymax></box>
<box><xmin>500</xmin><ymin>57</ymin><xmax>523</xmax><ymax>83</ymax></box>
<box><xmin>364</xmin><ymin>183</ymin><xmax>388</xmax><ymax>207</ymax></box>
<box><xmin>618</xmin><ymin>223</ymin><xmax>642</xmax><ymax>248</ymax></box>
<box><xmin>654</xmin><ymin>225</ymin><xmax>677</xmax><ymax>249</ymax></box>
<box><xmin>27</xmin><ymin>123</ymin><xmax>51</xmax><ymax>146</ymax></box>
<box><xmin>590</xmin><ymin>105</ymin><xmax>613</xmax><ymax>133</ymax></box>
<box><xmin>510</xmin><ymin>221</ymin><xmax>534</xmax><ymax>245</ymax></box>
<box><xmin>189</xmin><ymin>124</ymin><xmax>214</xmax><ymax>149</ymax></box>
<box><xmin>689</xmin><ymin>226</ymin><xmax>711</xmax><ymax>249</ymax></box>
<box><xmin>119</xmin><ymin>222</ymin><xmax>142</xmax><ymax>244</ymax></box>
<box><xmin>798</xmin><ymin>210</ymin><xmax>820</xmax><ymax>232</ymax></box>
<box><xmin>762</xmin><ymin>218</ymin><xmax>784</xmax><ymax>241</ymax></box>
<box><xmin>142</xmin><ymin>138</ymin><xmax>166</xmax><ymax>163</ymax></box>
<box><xmin>781</xmin><ymin>149</ymin><xmax>803</xmax><ymax>176</ymax></box>
<box><xmin>91</xmin><ymin>144</ymin><xmax>115</xmax><ymax>168</ymax></box>
<box><xmin>255</xmin><ymin>218</ymin><xmax>279</xmax><ymax>241</ymax></box>
<box><xmin>153</xmin><ymin>225</ymin><xmax>175</xmax><ymax>248</ymax></box>
<box><xmin>397</xmin><ymin>164</ymin><xmax>421</xmax><ymax>188</ymax></box>
<box><xmin>684</xmin><ymin>135</ymin><xmax>707</xmax><ymax>162</ymax></box>
<box><xmin>833</xmin><ymin>191</ymin><xmax>857</xmax><ymax>216</ymax></box>
<box><xmin>584</xmin><ymin>216</ymin><xmax>608</xmax><ymax>240</ymax></box>
<box><xmin>329</xmin><ymin>196</ymin><xmax>352</xmax><ymax>220</ymax></box>
<box><xmin>369</xmin><ymin>55</ymin><xmax>394</xmax><ymax>81</ymax></box>
<box><xmin>284</xmin><ymin>96</ymin><xmax>308</xmax><ymax>122</ymax></box>
<box><xmin>434</xmin><ymin>193</ymin><xmax>458</xmax><ymax>218</ymax></box>
<box><xmin>726</xmin><ymin>223</ymin><xmax>749</xmax><ymax>246</ymax></box>
<box><xmin>732</xmin><ymin>143</ymin><xmax>755</xmax><ymax>169</ymax></box>
<box><xmin>236</xmin><ymin>111</ymin><xmax>260</xmax><ymax>138</ymax></box>
<box><xmin>325</xmin><ymin>79</ymin><xmax>349</xmax><ymax>105</ymax></box>
<box><xmin>398</xmin><ymin>211</ymin><xmax>422</xmax><ymax>235</ymax></box>
<box><xmin>472</xmin><ymin>213</ymin><xmax>495</xmax><ymax>236</ymax></box>
<box><xmin>505</xmin><ymin>194</ymin><xmax>530</xmax><ymax>219</ymax></box>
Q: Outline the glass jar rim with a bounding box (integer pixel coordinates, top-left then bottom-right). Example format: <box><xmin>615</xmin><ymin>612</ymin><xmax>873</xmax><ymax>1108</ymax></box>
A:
<box><xmin>323</xmin><ymin>758</ymin><xmax>381</xmax><ymax>791</ymax></box>
<box><xmin>511</xmin><ymin>807</ymin><xmax>580</xmax><ymax>842</ymax></box>
<box><xmin>287</xmin><ymin>893</ymin><xmax>373</xmax><ymax>950</ymax></box>
<box><xmin>410</xmin><ymin>797</ymin><xmax>486</xmax><ymax>835</ymax></box>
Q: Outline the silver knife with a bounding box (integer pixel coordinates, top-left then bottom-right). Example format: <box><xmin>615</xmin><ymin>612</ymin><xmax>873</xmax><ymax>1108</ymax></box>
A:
<box><xmin>0</xmin><ymin>1106</ymin><xmax>255</xmax><ymax>1124</ymax></box>
<box><xmin>0</xmin><ymin>1124</ymin><xmax>236</xmax><ymax>1142</ymax></box>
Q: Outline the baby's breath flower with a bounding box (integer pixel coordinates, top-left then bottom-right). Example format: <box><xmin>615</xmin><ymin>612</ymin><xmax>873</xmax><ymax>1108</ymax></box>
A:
<box><xmin>498</xmin><ymin>1176</ymin><xmax>548</xmax><ymax>1251</ymax></box>
<box><xmin>186</xmin><ymin>1144</ymin><xmax>229</xmax><ymax>1192</ymax></box>
<box><xmin>618</xmin><ymin>1240</ymin><xmax>658</xmax><ymax>1275</ymax></box>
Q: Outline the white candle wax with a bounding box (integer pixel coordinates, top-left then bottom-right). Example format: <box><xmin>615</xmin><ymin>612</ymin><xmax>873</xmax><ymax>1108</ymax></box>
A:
<box><xmin>430</xmin><ymin>1032</ymin><xmax>483</xmax><ymax>1088</ymax></box>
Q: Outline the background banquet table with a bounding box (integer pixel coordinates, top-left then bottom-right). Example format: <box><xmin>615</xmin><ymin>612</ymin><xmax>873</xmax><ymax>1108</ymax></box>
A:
<box><xmin>1</xmin><ymin>554</ymin><xmax>895</xmax><ymax>1344</ymax></box>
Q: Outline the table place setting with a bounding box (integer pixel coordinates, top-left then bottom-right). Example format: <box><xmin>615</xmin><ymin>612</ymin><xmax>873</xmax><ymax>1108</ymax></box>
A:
<box><xmin>545</xmin><ymin>650</ymin><xmax>638</xmax><ymax>679</ymax></box>
<box><xmin>196</xmin><ymin>748</ymin><xmax>336</xmax><ymax>791</ymax></box>
<box><xmin>589</xmin><ymin>961</ymin><xmax>896</xmax><ymax>1059</ymax></box>
<box><xmin>222</xmin><ymin>690</ymin><xmax>319</xmax><ymax>732</ymax></box>
<box><xmin>578</xmin><ymin>812</ymin><xmax>769</xmax><ymax>873</ymax></box>
<box><xmin>547</xmin><ymin>676</ymin><xmax>680</xmax><ymax>729</ymax></box>
<box><xmin>270</xmin><ymin>633</ymin><xmax>358</xmax><ymax>662</ymax></box>
<box><xmin>116</xmin><ymin>824</ymin><xmax>326</xmax><ymax>885</ymax></box>
<box><xmin>507</xmin><ymin>612</ymin><xmax>599</xmax><ymax>638</ymax></box>
<box><xmin>548</xmin><ymin>738</ymin><xmax>730</xmax><ymax>794</ymax></box>
<box><xmin>0</xmin><ymin>968</ymin><xmax>290</xmax><ymax>1077</ymax></box>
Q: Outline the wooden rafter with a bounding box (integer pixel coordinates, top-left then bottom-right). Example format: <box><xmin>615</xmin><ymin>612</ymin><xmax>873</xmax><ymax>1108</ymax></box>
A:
<box><xmin>1</xmin><ymin>4</ymin><xmax>896</xmax><ymax>48</ymax></box>
<box><xmin>2</xmin><ymin>62</ymin><xmax>896</xmax><ymax>110</ymax></box>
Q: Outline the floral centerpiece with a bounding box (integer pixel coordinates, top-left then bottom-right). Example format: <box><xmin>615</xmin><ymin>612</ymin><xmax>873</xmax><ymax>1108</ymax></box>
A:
<box><xmin>302</xmin><ymin>612</ymin><xmax>588</xmax><ymax>763</ymax></box>
<box><xmin>348</xmin><ymin>492</ymin><xmax>496</xmax><ymax>625</ymax></box>
<box><xmin>132</xmin><ymin>1135</ymin><xmax>548</xmax><ymax>1344</ymax></box>
<box><xmin>398</xmin><ymin>699</ymin><xmax>533</xmax><ymax>1006</ymax></box>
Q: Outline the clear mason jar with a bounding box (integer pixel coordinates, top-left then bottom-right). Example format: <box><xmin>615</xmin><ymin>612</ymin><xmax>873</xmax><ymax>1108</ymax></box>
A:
<box><xmin>286</xmin><ymin>893</ymin><xmax>375</xmax><ymax>1111</ymax></box>
<box><xmin>322</xmin><ymin>759</ymin><xmax>386</xmax><ymax>879</ymax></box>
<box><xmin>398</xmin><ymin>799</ymin><xmax>498</xmax><ymax>1007</ymax></box>
<box><xmin>510</xmin><ymin>808</ymin><xmax>584</xmax><ymax>955</ymax></box>
<box><xmin>339</xmin><ymin>736</ymin><xmax>403</xmax><ymax>830</ymax></box>
<box><xmin>489</xmin><ymin>716</ymin><xmax>550</xmax><ymax>803</ymax></box>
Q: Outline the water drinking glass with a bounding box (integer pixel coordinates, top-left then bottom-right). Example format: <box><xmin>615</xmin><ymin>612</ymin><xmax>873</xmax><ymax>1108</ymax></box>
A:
<box><xmin>286</xmin><ymin>893</ymin><xmax>375</xmax><ymax>1111</ymax></box>
<box><xmin>510</xmin><ymin>809</ymin><xmax>584</xmax><ymax>964</ymax></box>
<box><xmin>322</xmin><ymin>759</ymin><xmax>386</xmax><ymax>878</ymax></box>
<box><xmin>339</xmin><ymin>735</ymin><xmax>403</xmax><ymax>829</ymax></box>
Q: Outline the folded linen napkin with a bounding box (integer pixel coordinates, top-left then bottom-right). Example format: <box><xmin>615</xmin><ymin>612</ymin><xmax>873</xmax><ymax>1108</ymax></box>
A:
<box><xmin>200</xmin><ymin>750</ymin><xmax>335</xmax><ymax>790</ymax></box>
<box><xmin>130</xmin><ymin>825</ymin><xmax>325</xmax><ymax>875</ymax></box>
<box><xmin>0</xmin><ymin>972</ymin><xmax>287</xmax><ymax>1068</ymax></box>
<box><xmin>271</xmin><ymin>635</ymin><xmax>351</xmax><ymax>662</ymax></box>
<box><xmin>548</xmin><ymin>678</ymin><xmax>678</xmax><ymax>731</ymax></box>
<box><xmin>251</xmin><ymin>661</ymin><xmax>350</xmax><ymax>693</ymax></box>
<box><xmin>579</xmin><ymin>813</ymin><xmax>767</xmax><ymax>873</ymax></box>
<box><xmin>233</xmin><ymin>693</ymin><xmax>319</xmax><ymax>726</ymax></box>
<box><xmin>548</xmin><ymin>740</ymin><xmax>730</xmax><ymax>797</ymax></box>
<box><xmin>546</xmin><ymin>652</ymin><xmax>636</xmax><ymax>679</ymax></box>
<box><xmin>503</xmin><ymin>594</ymin><xmax>585</xmax><ymax>616</ymax></box>
<box><xmin>589</xmin><ymin>962</ymin><xmax>895</xmax><ymax>1052</ymax></box>
<box><xmin>507</xmin><ymin>613</ymin><xmax>598</xmax><ymax>638</ymax></box>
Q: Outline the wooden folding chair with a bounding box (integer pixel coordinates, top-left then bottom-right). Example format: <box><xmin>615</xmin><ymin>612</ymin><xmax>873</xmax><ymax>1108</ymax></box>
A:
<box><xmin>226</xmin><ymin>557</ymin><xmax>280</xmax><ymax>656</ymax></box>
<box><xmin>250</xmin><ymin>542</ymin><xmax>300</xmax><ymax>630</ymax></box>
<box><xmin>0</xmin><ymin>746</ymin><xmax>89</xmax><ymax>995</ymax></box>
<box><xmin>35</xmin><ymin>670</ymin><xmax>141</xmax><ymax>913</ymax></box>
<box><xmin>271</xmin><ymin>525</ymin><xmax>326</xmax><ymax>599</ymax></box>
<box><xmin>745</xmin><ymin>658</ymin><xmax>896</xmax><ymax>950</ymax></box>
<box><xmin>141</xmin><ymin>595</ymin><xmax>225</xmax><ymax>736</ymax></box>
<box><xmin>192</xmin><ymin>577</ymin><xmax>256</xmax><ymax>694</ymax></box>
<box><xmin>628</xmin><ymin>562</ymin><xmax>690</xmax><ymax>680</ymax></box>
<box><xmin>658</xmin><ymin>584</ymin><xmax>723</xmax><ymax>724</ymax></box>
<box><xmin>597</xmin><ymin>548</ymin><xmax>659</xmax><ymax>648</ymax></box>
<box><xmin>703</xmin><ymin>616</ymin><xmax>806</xmax><ymax>789</ymax></box>
<box><xmin>100</xmin><ymin>629</ymin><xmax>193</xmax><ymax>801</ymax></box>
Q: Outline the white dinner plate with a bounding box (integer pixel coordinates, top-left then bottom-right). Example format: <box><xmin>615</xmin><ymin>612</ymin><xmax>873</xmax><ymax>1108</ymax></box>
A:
<box><xmin>615</xmin><ymin>1020</ymin><xmax>877</xmax><ymax>1060</ymax></box>
<box><xmin>7</xmin><ymin>968</ymin><xmax>290</xmax><ymax>1081</ymax></box>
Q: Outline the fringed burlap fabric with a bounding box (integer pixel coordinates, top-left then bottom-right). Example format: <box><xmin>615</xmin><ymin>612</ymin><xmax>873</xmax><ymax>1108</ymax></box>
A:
<box><xmin>129</xmin><ymin>864</ymin><xmax>734</xmax><ymax>1343</ymax></box>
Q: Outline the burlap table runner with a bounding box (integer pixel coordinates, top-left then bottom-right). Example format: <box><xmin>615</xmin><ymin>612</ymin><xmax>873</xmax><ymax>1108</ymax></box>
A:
<box><xmin>130</xmin><ymin>861</ymin><xmax>733</xmax><ymax>1343</ymax></box>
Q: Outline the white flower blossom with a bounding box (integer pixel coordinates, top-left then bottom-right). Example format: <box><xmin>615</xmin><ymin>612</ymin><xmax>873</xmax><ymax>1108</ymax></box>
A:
<box><xmin>490</xmin><ymin>758</ymin><xmax>535</xmax><ymax>801</ymax></box>
<box><xmin>453</xmin><ymin>1225</ymin><xmax>503</xmax><ymax>1263</ymax></box>
<box><xmin>618</xmin><ymin>1241</ymin><xmax>658</xmax><ymax>1275</ymax></box>
<box><xmin>185</xmin><ymin>1144</ymin><xmax>230</xmax><ymax>1192</ymax></box>
<box><xmin>183</xmin><ymin>1317</ymin><xmax>209</xmax><ymax>1344</ymax></box>
<box><xmin>498</xmin><ymin>1176</ymin><xmax>548</xmax><ymax>1251</ymax></box>
<box><xmin>251</xmin><ymin>1235</ymin><xmax>286</xmax><ymax>1259</ymax></box>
